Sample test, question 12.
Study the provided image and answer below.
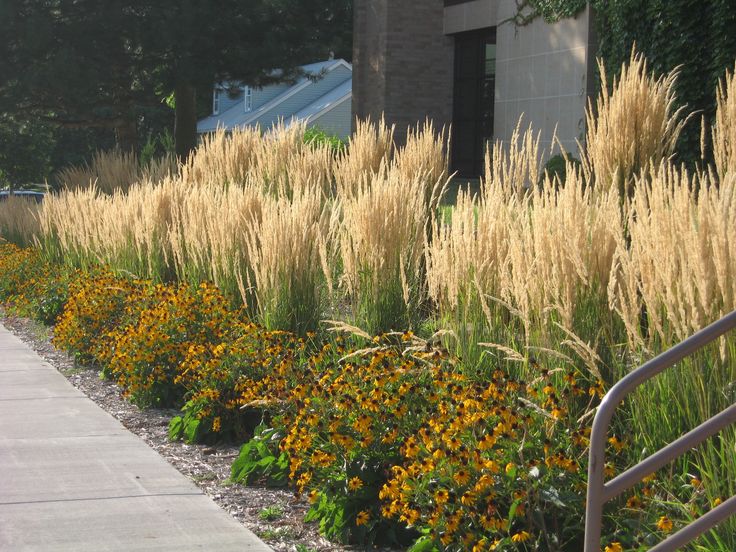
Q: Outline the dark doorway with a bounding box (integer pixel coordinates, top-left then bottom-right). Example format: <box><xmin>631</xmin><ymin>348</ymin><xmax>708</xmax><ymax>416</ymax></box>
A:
<box><xmin>451</xmin><ymin>28</ymin><xmax>496</xmax><ymax>178</ymax></box>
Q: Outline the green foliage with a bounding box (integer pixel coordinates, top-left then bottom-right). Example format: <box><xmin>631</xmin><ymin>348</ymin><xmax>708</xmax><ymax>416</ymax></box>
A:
<box><xmin>304</xmin><ymin>489</ymin><xmax>416</xmax><ymax>546</ymax></box>
<box><xmin>303</xmin><ymin>126</ymin><xmax>346</xmax><ymax>153</ymax></box>
<box><xmin>33</xmin><ymin>275</ymin><xmax>71</xmax><ymax>325</ymax></box>
<box><xmin>168</xmin><ymin>403</ymin><xmax>203</xmax><ymax>444</ymax></box>
<box><xmin>591</xmin><ymin>0</ymin><xmax>736</xmax><ymax>165</ymax></box>
<box><xmin>140</xmin><ymin>129</ymin><xmax>175</xmax><ymax>167</ymax></box>
<box><xmin>304</xmin><ymin>493</ymin><xmax>349</xmax><ymax>542</ymax></box>
<box><xmin>521</xmin><ymin>0</ymin><xmax>587</xmax><ymax>24</ymax></box>
<box><xmin>542</xmin><ymin>153</ymin><xmax>582</xmax><ymax>186</ymax></box>
<box><xmin>407</xmin><ymin>535</ymin><xmax>439</xmax><ymax>552</ymax></box>
<box><xmin>231</xmin><ymin>426</ymin><xmax>289</xmax><ymax>486</ymax></box>
<box><xmin>0</xmin><ymin>115</ymin><xmax>55</xmax><ymax>186</ymax></box>
<box><xmin>355</xmin><ymin>269</ymin><xmax>415</xmax><ymax>336</ymax></box>
<box><xmin>258</xmin><ymin>505</ymin><xmax>284</xmax><ymax>521</ymax></box>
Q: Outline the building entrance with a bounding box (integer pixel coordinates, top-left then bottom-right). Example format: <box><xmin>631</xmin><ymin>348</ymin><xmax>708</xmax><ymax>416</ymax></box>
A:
<box><xmin>451</xmin><ymin>27</ymin><xmax>496</xmax><ymax>178</ymax></box>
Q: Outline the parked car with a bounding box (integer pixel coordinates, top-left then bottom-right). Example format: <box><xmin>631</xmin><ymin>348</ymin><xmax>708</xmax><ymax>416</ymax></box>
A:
<box><xmin>0</xmin><ymin>190</ymin><xmax>45</xmax><ymax>203</ymax></box>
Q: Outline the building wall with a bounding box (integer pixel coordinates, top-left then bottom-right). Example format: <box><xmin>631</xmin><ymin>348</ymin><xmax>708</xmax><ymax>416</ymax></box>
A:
<box><xmin>353</xmin><ymin>0</ymin><xmax>454</xmax><ymax>144</ymax></box>
<box><xmin>352</xmin><ymin>0</ymin><xmax>388</xmax><ymax>121</ymax></box>
<box><xmin>218</xmin><ymin>90</ymin><xmax>243</xmax><ymax>113</ymax></box>
<box><xmin>310</xmin><ymin>98</ymin><xmax>352</xmax><ymax>139</ymax></box>
<box><xmin>354</xmin><ymin>0</ymin><xmax>594</xmax><ymax>161</ymax></box>
<box><xmin>492</xmin><ymin>2</ymin><xmax>593</xmax><ymax>156</ymax></box>
<box><xmin>444</xmin><ymin>0</ymin><xmax>498</xmax><ymax>34</ymax></box>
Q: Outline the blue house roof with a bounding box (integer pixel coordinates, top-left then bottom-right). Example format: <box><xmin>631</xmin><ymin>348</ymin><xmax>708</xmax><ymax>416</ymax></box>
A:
<box><xmin>197</xmin><ymin>59</ymin><xmax>353</xmax><ymax>138</ymax></box>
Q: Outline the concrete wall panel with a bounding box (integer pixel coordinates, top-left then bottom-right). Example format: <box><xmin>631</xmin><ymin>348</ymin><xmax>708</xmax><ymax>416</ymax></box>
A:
<box><xmin>494</xmin><ymin>1</ymin><xmax>592</xmax><ymax>156</ymax></box>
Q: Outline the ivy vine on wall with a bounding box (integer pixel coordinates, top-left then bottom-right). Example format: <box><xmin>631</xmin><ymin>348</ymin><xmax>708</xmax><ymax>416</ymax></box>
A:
<box><xmin>507</xmin><ymin>0</ymin><xmax>587</xmax><ymax>26</ymax></box>
<box><xmin>591</xmin><ymin>0</ymin><xmax>736</xmax><ymax>165</ymax></box>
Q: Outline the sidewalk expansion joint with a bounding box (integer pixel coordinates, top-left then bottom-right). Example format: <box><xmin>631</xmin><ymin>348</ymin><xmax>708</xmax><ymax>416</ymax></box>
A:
<box><xmin>0</xmin><ymin>492</ymin><xmax>204</xmax><ymax>507</ymax></box>
<box><xmin>0</xmin><ymin>432</ymin><xmax>128</xmax><ymax>441</ymax></box>
<box><xmin>0</xmin><ymin>396</ymin><xmax>86</xmax><ymax>402</ymax></box>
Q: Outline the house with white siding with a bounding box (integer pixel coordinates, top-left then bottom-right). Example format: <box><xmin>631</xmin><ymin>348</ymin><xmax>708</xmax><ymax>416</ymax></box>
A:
<box><xmin>197</xmin><ymin>59</ymin><xmax>353</xmax><ymax>139</ymax></box>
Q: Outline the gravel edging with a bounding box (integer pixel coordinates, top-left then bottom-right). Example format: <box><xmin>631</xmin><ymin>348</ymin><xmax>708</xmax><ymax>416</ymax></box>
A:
<box><xmin>1</xmin><ymin>313</ymin><xmax>352</xmax><ymax>552</ymax></box>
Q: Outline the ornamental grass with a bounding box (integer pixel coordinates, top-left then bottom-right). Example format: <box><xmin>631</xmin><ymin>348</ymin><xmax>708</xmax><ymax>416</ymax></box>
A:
<box><xmin>338</xmin><ymin>166</ymin><xmax>447</xmax><ymax>334</ymax></box>
<box><xmin>713</xmin><ymin>62</ymin><xmax>736</xmax><ymax>182</ymax></box>
<box><xmin>609</xmin><ymin>163</ymin><xmax>736</xmax><ymax>348</ymax></box>
<box><xmin>244</xmin><ymin>184</ymin><xmax>337</xmax><ymax>334</ymax></box>
<box><xmin>57</xmin><ymin>148</ymin><xmax>176</xmax><ymax>194</ymax></box>
<box><xmin>36</xmin><ymin>179</ymin><xmax>175</xmax><ymax>278</ymax></box>
<box><xmin>0</xmin><ymin>194</ymin><xmax>40</xmax><ymax>247</ymax></box>
<box><xmin>582</xmin><ymin>48</ymin><xmax>688</xmax><ymax>197</ymax></box>
<box><xmin>427</xmin><ymin>155</ymin><xmax>620</xmax><ymax>367</ymax></box>
<box><xmin>333</xmin><ymin>116</ymin><xmax>394</xmax><ymax>197</ymax></box>
<box><xmin>167</xmin><ymin>178</ymin><xmax>263</xmax><ymax>304</ymax></box>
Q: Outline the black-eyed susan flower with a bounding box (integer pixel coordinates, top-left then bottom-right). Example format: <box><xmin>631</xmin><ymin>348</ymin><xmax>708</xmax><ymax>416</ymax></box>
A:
<box><xmin>347</xmin><ymin>477</ymin><xmax>363</xmax><ymax>492</ymax></box>
<box><xmin>511</xmin><ymin>530</ymin><xmax>531</xmax><ymax>543</ymax></box>
<box><xmin>355</xmin><ymin>510</ymin><xmax>370</xmax><ymax>526</ymax></box>
<box><xmin>656</xmin><ymin>515</ymin><xmax>673</xmax><ymax>532</ymax></box>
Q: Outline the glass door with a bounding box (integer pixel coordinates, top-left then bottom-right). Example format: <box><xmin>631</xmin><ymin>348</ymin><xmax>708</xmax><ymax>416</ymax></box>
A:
<box><xmin>451</xmin><ymin>28</ymin><xmax>496</xmax><ymax>178</ymax></box>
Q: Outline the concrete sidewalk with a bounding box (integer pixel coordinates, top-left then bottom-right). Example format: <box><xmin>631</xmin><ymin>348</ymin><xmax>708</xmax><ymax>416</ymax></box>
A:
<box><xmin>0</xmin><ymin>323</ymin><xmax>271</xmax><ymax>551</ymax></box>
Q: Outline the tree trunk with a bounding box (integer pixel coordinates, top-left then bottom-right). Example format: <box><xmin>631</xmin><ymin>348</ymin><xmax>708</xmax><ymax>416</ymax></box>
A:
<box><xmin>174</xmin><ymin>82</ymin><xmax>197</xmax><ymax>162</ymax></box>
<box><xmin>115</xmin><ymin>117</ymin><xmax>138</xmax><ymax>153</ymax></box>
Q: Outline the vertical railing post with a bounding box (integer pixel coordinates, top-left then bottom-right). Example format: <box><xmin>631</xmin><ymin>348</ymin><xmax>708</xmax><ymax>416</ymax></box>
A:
<box><xmin>584</xmin><ymin>434</ymin><xmax>605</xmax><ymax>551</ymax></box>
<box><xmin>584</xmin><ymin>391</ymin><xmax>624</xmax><ymax>552</ymax></box>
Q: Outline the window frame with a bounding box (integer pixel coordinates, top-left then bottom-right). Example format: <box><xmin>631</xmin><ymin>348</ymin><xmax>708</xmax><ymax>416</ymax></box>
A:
<box><xmin>212</xmin><ymin>88</ymin><xmax>221</xmax><ymax>115</ymax></box>
<box><xmin>244</xmin><ymin>86</ymin><xmax>252</xmax><ymax>112</ymax></box>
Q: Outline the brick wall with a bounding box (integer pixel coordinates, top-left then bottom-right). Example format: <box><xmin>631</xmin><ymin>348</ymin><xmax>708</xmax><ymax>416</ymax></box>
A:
<box><xmin>353</xmin><ymin>0</ymin><xmax>454</xmax><ymax>144</ymax></box>
<box><xmin>352</xmin><ymin>0</ymin><xmax>388</xmax><ymax>120</ymax></box>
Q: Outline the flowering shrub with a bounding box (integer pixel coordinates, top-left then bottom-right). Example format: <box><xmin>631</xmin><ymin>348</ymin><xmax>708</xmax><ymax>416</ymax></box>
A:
<box><xmin>104</xmin><ymin>281</ymin><xmax>243</xmax><ymax>408</ymax></box>
<box><xmin>269</xmin><ymin>335</ymin><xmax>437</xmax><ymax>546</ymax></box>
<box><xmin>381</xmin><ymin>362</ymin><xmax>596</xmax><ymax>551</ymax></box>
<box><xmin>170</xmin><ymin>322</ymin><xmax>305</xmax><ymax>443</ymax></box>
<box><xmin>54</xmin><ymin>270</ymin><xmax>148</xmax><ymax>365</ymax></box>
<box><xmin>51</xmin><ymin>260</ymin><xmax>305</xmax><ymax>436</ymax></box>
<box><xmin>0</xmin><ymin>243</ymin><xmax>72</xmax><ymax>324</ymax></box>
<box><xmin>228</xmin><ymin>329</ymin><xmax>619</xmax><ymax>549</ymax></box>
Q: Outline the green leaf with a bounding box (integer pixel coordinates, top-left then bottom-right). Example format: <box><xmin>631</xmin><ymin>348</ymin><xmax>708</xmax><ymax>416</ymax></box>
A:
<box><xmin>230</xmin><ymin>433</ymin><xmax>287</xmax><ymax>486</ymax></box>
<box><xmin>183</xmin><ymin>417</ymin><xmax>201</xmax><ymax>443</ymax></box>
<box><xmin>408</xmin><ymin>535</ymin><xmax>439</xmax><ymax>552</ymax></box>
<box><xmin>232</xmin><ymin>445</ymin><xmax>265</xmax><ymax>483</ymax></box>
<box><xmin>508</xmin><ymin>498</ymin><xmax>522</xmax><ymax>523</ymax></box>
<box><xmin>257</xmin><ymin>456</ymin><xmax>276</xmax><ymax>469</ymax></box>
<box><xmin>168</xmin><ymin>416</ymin><xmax>184</xmax><ymax>441</ymax></box>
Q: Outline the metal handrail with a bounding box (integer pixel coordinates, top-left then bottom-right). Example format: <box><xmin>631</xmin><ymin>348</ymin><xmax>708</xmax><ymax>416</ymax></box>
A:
<box><xmin>584</xmin><ymin>310</ymin><xmax>736</xmax><ymax>552</ymax></box>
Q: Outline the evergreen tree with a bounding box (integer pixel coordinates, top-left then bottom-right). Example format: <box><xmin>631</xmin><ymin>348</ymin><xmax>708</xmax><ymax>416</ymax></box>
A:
<box><xmin>0</xmin><ymin>0</ymin><xmax>154</xmax><ymax>152</ymax></box>
<box><xmin>0</xmin><ymin>0</ymin><xmax>352</xmax><ymax>161</ymax></box>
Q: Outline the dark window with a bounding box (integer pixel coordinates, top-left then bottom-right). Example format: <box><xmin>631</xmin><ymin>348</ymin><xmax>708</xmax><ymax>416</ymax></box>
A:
<box><xmin>451</xmin><ymin>28</ymin><xmax>496</xmax><ymax>178</ymax></box>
